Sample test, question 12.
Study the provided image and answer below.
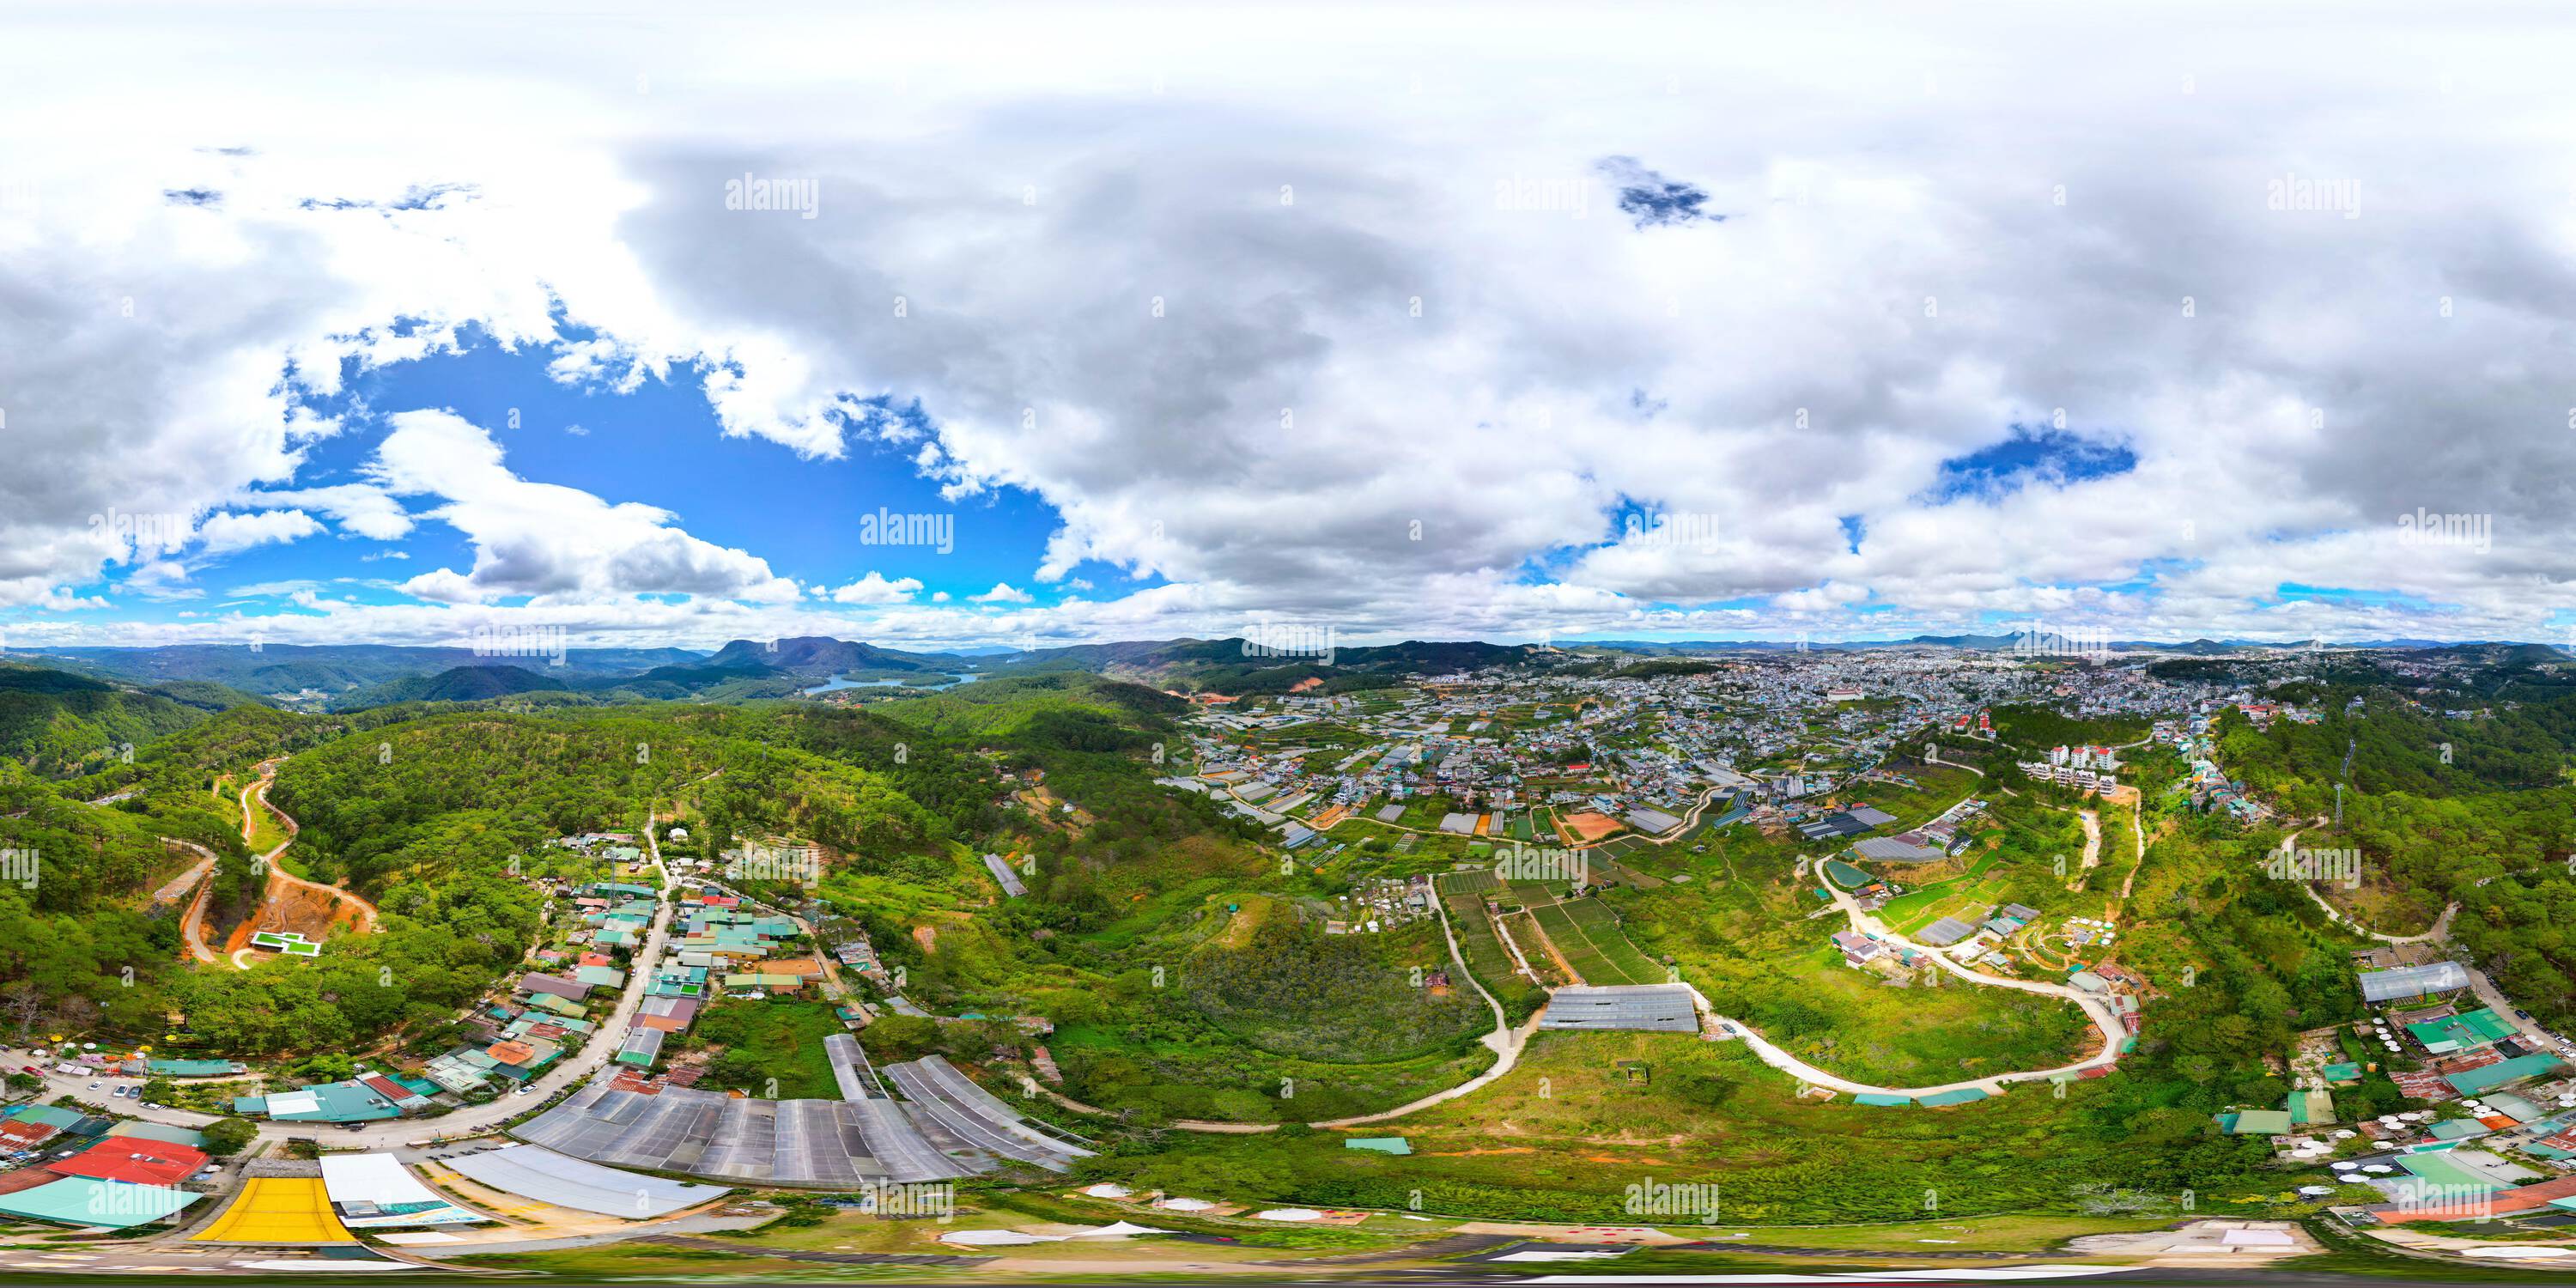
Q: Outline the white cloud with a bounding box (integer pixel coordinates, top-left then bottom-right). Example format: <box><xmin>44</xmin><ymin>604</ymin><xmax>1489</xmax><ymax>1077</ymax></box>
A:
<box><xmin>368</xmin><ymin>409</ymin><xmax>800</xmax><ymax>606</ymax></box>
<box><xmin>246</xmin><ymin>483</ymin><xmax>416</xmax><ymax>541</ymax></box>
<box><xmin>821</xmin><ymin>572</ymin><xmax>923</xmax><ymax>605</ymax></box>
<box><xmin>969</xmin><ymin>582</ymin><xmax>1033</xmax><ymax>605</ymax></box>
<box><xmin>3</xmin><ymin>5</ymin><xmax>2573</xmax><ymax>645</ymax></box>
<box><xmin>196</xmin><ymin>509</ymin><xmax>324</xmax><ymax>554</ymax></box>
<box><xmin>229</xmin><ymin>579</ymin><xmax>324</xmax><ymax>598</ymax></box>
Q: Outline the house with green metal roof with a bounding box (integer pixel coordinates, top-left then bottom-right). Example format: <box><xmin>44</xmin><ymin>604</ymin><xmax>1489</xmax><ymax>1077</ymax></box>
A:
<box><xmin>145</xmin><ymin>1058</ymin><xmax>246</xmax><ymax>1078</ymax></box>
<box><xmin>2406</xmin><ymin>1008</ymin><xmax>2517</xmax><ymax>1055</ymax></box>
<box><xmin>2447</xmin><ymin>1053</ymin><xmax>2567</xmax><ymax>1097</ymax></box>
<box><xmin>106</xmin><ymin>1121</ymin><xmax>207</xmax><ymax>1150</ymax></box>
<box><xmin>1917</xmin><ymin>1087</ymin><xmax>1990</xmax><ymax>1108</ymax></box>
<box><xmin>0</xmin><ymin>1176</ymin><xmax>202</xmax><ymax>1229</ymax></box>
<box><xmin>2219</xmin><ymin>1109</ymin><xmax>2294</xmax><ymax>1135</ymax></box>
<box><xmin>1345</xmin><ymin>1137</ymin><xmax>1411</xmax><ymax>1155</ymax></box>
<box><xmin>8</xmin><ymin>1103</ymin><xmax>85</xmax><ymax>1131</ymax></box>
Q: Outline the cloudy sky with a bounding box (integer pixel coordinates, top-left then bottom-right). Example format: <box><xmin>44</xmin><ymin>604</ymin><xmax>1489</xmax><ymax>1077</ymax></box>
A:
<box><xmin>7</xmin><ymin>0</ymin><xmax>2576</xmax><ymax>653</ymax></box>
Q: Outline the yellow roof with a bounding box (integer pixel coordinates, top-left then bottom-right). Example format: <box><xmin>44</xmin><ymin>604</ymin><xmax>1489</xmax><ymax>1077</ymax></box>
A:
<box><xmin>190</xmin><ymin>1178</ymin><xmax>355</xmax><ymax>1244</ymax></box>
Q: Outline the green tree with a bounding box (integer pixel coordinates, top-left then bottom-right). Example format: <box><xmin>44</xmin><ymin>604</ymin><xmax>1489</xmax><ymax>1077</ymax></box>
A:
<box><xmin>200</xmin><ymin>1116</ymin><xmax>256</xmax><ymax>1156</ymax></box>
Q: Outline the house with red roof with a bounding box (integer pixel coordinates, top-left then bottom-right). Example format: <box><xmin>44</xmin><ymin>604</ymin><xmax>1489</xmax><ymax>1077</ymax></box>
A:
<box><xmin>46</xmin><ymin>1136</ymin><xmax>206</xmax><ymax>1186</ymax></box>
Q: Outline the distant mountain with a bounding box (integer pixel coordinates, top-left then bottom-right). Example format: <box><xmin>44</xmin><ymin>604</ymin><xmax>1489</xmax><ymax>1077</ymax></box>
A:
<box><xmin>0</xmin><ymin>663</ymin><xmax>216</xmax><ymax>769</ymax></box>
<box><xmin>334</xmin><ymin>664</ymin><xmax>577</xmax><ymax>708</ymax></box>
<box><xmin>702</xmin><ymin>636</ymin><xmax>960</xmax><ymax>677</ymax></box>
<box><xmin>959</xmin><ymin>635</ymin><xmax>1559</xmax><ymax>695</ymax></box>
<box><xmin>27</xmin><ymin>643</ymin><xmax>708</xmax><ymax>702</ymax></box>
<box><xmin>2403</xmin><ymin>642</ymin><xmax>2571</xmax><ymax>667</ymax></box>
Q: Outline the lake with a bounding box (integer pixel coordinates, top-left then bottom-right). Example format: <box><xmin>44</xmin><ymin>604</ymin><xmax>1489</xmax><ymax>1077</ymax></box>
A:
<box><xmin>802</xmin><ymin>671</ymin><xmax>981</xmax><ymax>696</ymax></box>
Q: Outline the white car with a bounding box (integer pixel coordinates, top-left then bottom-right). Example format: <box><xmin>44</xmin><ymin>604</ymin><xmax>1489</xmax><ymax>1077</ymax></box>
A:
<box><xmin>85</xmin><ymin>1081</ymin><xmax>100</xmax><ymax>1091</ymax></box>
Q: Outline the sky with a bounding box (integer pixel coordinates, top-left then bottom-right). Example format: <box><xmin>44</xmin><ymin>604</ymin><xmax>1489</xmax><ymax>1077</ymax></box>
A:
<box><xmin>7</xmin><ymin>0</ymin><xmax>2576</xmax><ymax>654</ymax></box>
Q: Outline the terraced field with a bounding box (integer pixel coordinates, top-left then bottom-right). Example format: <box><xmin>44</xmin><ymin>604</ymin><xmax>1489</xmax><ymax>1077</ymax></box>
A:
<box><xmin>1560</xmin><ymin>897</ymin><xmax>1667</xmax><ymax>983</ymax></box>
<box><xmin>1443</xmin><ymin>891</ymin><xmax>1515</xmax><ymax>999</ymax></box>
<box><xmin>1528</xmin><ymin>902</ymin><xmax>1613</xmax><ymax>981</ymax></box>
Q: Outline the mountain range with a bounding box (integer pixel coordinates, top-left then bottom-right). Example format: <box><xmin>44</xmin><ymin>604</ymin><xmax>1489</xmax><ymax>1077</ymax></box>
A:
<box><xmin>12</xmin><ymin>634</ymin><xmax>2569</xmax><ymax>720</ymax></box>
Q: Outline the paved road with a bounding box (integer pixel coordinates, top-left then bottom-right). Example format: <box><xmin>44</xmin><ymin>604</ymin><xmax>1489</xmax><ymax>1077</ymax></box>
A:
<box><xmin>1313</xmin><ymin>894</ymin><xmax>1540</xmax><ymax>1128</ymax></box>
<box><xmin>148</xmin><ymin>844</ymin><xmax>217</xmax><ymax>906</ymax></box>
<box><xmin>1741</xmin><ymin>880</ymin><xmax>2129</xmax><ymax>1097</ymax></box>
<box><xmin>47</xmin><ymin>807</ymin><xmax>682</xmax><ymax>1148</ymax></box>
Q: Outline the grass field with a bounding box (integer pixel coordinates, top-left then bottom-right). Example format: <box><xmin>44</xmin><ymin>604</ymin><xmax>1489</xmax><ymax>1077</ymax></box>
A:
<box><xmin>1099</xmin><ymin>1029</ymin><xmax>2311</xmax><ymax>1225</ymax></box>
<box><xmin>686</xmin><ymin>999</ymin><xmax>848</xmax><ymax>1099</ymax></box>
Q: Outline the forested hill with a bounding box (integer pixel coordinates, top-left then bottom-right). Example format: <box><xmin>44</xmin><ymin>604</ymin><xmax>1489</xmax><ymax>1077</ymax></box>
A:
<box><xmin>2217</xmin><ymin>688</ymin><xmax>2576</xmax><ymax>1024</ymax></box>
<box><xmin>2221</xmin><ymin>690</ymin><xmax>2576</xmax><ymax>799</ymax></box>
<box><xmin>271</xmin><ymin>708</ymin><xmax>937</xmax><ymax>892</ymax></box>
<box><xmin>0</xmin><ymin>663</ymin><xmax>229</xmax><ymax>773</ymax></box>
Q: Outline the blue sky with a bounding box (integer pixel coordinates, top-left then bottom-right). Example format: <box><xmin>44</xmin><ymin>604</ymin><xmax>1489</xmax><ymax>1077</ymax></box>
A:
<box><xmin>262</xmin><ymin>338</ymin><xmax>1090</xmax><ymax>608</ymax></box>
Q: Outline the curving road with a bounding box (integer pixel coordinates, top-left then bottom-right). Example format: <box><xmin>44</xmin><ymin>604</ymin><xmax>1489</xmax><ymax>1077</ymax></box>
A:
<box><xmin>83</xmin><ymin>807</ymin><xmax>683</xmax><ymax>1148</ymax></box>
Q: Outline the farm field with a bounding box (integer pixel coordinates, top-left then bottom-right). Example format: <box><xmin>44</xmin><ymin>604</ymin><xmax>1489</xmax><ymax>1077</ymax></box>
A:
<box><xmin>1528</xmin><ymin>901</ymin><xmax>1614</xmax><ymax>982</ymax></box>
<box><xmin>1559</xmin><ymin>896</ymin><xmax>1667</xmax><ymax>983</ymax></box>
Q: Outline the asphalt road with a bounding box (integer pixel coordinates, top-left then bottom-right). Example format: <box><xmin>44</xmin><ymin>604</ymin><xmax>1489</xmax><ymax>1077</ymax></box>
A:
<box><xmin>18</xmin><ymin>810</ymin><xmax>679</xmax><ymax>1149</ymax></box>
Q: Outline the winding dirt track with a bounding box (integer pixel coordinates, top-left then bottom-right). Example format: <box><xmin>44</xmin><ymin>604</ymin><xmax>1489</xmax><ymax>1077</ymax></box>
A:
<box><xmin>173</xmin><ymin>761</ymin><xmax>380</xmax><ymax>968</ymax></box>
